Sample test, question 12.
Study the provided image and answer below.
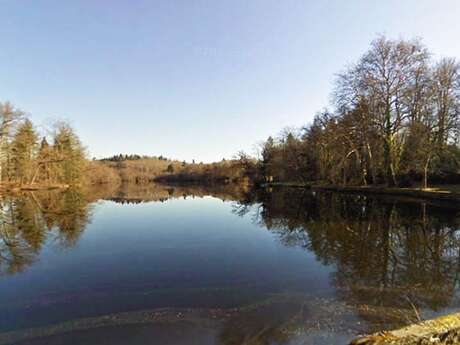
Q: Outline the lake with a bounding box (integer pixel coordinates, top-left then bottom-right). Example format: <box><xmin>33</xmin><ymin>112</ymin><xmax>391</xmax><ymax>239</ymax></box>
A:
<box><xmin>1</xmin><ymin>184</ymin><xmax>460</xmax><ymax>345</ymax></box>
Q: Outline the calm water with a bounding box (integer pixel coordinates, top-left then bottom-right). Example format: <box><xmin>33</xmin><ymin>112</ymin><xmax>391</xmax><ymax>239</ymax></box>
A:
<box><xmin>1</xmin><ymin>184</ymin><xmax>460</xmax><ymax>345</ymax></box>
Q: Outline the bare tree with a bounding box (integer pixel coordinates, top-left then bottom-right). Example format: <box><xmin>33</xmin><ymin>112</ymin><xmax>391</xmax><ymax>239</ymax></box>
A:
<box><xmin>0</xmin><ymin>102</ymin><xmax>23</xmax><ymax>183</ymax></box>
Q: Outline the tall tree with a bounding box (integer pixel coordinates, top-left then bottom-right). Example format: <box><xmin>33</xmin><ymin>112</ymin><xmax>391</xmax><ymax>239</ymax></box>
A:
<box><xmin>53</xmin><ymin>122</ymin><xmax>86</xmax><ymax>185</ymax></box>
<box><xmin>260</xmin><ymin>136</ymin><xmax>275</xmax><ymax>182</ymax></box>
<box><xmin>10</xmin><ymin>120</ymin><xmax>38</xmax><ymax>185</ymax></box>
<box><xmin>0</xmin><ymin>102</ymin><xmax>23</xmax><ymax>182</ymax></box>
<box><xmin>431</xmin><ymin>58</ymin><xmax>460</xmax><ymax>147</ymax></box>
<box><xmin>336</xmin><ymin>37</ymin><xmax>430</xmax><ymax>185</ymax></box>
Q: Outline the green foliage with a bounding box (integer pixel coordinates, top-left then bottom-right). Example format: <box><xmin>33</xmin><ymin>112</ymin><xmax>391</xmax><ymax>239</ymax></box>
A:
<box><xmin>10</xmin><ymin>119</ymin><xmax>38</xmax><ymax>184</ymax></box>
<box><xmin>53</xmin><ymin>123</ymin><xmax>86</xmax><ymax>184</ymax></box>
<box><xmin>0</xmin><ymin>102</ymin><xmax>87</xmax><ymax>187</ymax></box>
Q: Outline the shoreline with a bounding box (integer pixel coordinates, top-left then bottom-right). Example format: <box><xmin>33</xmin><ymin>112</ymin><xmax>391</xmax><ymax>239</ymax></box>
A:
<box><xmin>313</xmin><ymin>185</ymin><xmax>460</xmax><ymax>202</ymax></box>
<box><xmin>350</xmin><ymin>312</ymin><xmax>460</xmax><ymax>344</ymax></box>
<box><xmin>261</xmin><ymin>182</ymin><xmax>460</xmax><ymax>202</ymax></box>
<box><xmin>0</xmin><ymin>183</ymin><xmax>70</xmax><ymax>193</ymax></box>
<box><xmin>5</xmin><ymin>180</ymin><xmax>460</xmax><ymax>204</ymax></box>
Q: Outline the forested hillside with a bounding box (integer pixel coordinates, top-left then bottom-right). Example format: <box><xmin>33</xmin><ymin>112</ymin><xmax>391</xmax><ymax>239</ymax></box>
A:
<box><xmin>95</xmin><ymin>152</ymin><xmax>258</xmax><ymax>185</ymax></box>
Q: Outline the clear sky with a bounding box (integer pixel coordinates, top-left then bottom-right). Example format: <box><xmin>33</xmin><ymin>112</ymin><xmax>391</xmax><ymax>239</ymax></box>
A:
<box><xmin>2</xmin><ymin>0</ymin><xmax>460</xmax><ymax>162</ymax></box>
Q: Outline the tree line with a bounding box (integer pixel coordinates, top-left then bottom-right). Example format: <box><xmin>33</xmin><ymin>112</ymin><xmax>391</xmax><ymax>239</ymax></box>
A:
<box><xmin>9</xmin><ymin>35</ymin><xmax>459</xmax><ymax>190</ymax></box>
<box><xmin>101</xmin><ymin>154</ymin><xmax>170</xmax><ymax>162</ymax></box>
<box><xmin>154</xmin><ymin>152</ymin><xmax>258</xmax><ymax>185</ymax></box>
<box><xmin>260</xmin><ymin>36</ymin><xmax>460</xmax><ymax>188</ymax></box>
<box><xmin>0</xmin><ymin>102</ymin><xmax>86</xmax><ymax>188</ymax></box>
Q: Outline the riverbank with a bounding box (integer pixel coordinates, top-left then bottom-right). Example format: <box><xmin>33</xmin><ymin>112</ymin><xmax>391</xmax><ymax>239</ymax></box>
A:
<box><xmin>261</xmin><ymin>182</ymin><xmax>460</xmax><ymax>202</ymax></box>
<box><xmin>314</xmin><ymin>185</ymin><xmax>460</xmax><ymax>202</ymax></box>
<box><xmin>0</xmin><ymin>183</ymin><xmax>70</xmax><ymax>193</ymax></box>
<box><xmin>350</xmin><ymin>312</ymin><xmax>460</xmax><ymax>344</ymax></box>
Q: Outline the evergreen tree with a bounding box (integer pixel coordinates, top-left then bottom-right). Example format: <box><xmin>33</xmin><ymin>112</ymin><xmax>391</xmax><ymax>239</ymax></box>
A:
<box><xmin>11</xmin><ymin>120</ymin><xmax>38</xmax><ymax>185</ymax></box>
<box><xmin>53</xmin><ymin>123</ymin><xmax>86</xmax><ymax>185</ymax></box>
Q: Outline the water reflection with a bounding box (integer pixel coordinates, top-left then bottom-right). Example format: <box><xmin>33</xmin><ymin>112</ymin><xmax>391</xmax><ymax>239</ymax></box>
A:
<box><xmin>1</xmin><ymin>184</ymin><xmax>460</xmax><ymax>345</ymax></box>
<box><xmin>0</xmin><ymin>184</ymin><xmax>248</xmax><ymax>276</ymax></box>
<box><xmin>0</xmin><ymin>189</ymin><xmax>92</xmax><ymax>275</ymax></box>
<box><xmin>101</xmin><ymin>182</ymin><xmax>253</xmax><ymax>204</ymax></box>
<box><xmin>237</xmin><ymin>188</ymin><xmax>460</xmax><ymax>328</ymax></box>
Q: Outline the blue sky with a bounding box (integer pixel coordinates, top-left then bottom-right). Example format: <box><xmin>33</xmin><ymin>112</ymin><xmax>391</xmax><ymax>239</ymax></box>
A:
<box><xmin>2</xmin><ymin>0</ymin><xmax>460</xmax><ymax>161</ymax></box>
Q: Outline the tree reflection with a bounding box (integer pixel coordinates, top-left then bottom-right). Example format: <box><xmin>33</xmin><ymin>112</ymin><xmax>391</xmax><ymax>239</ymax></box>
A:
<box><xmin>97</xmin><ymin>182</ymin><xmax>255</xmax><ymax>204</ymax></box>
<box><xmin>0</xmin><ymin>189</ymin><xmax>92</xmax><ymax>275</ymax></box>
<box><xmin>234</xmin><ymin>188</ymin><xmax>460</xmax><ymax>324</ymax></box>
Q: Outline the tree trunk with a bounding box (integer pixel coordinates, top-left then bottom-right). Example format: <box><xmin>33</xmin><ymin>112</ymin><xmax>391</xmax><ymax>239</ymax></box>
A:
<box><xmin>366</xmin><ymin>143</ymin><xmax>376</xmax><ymax>184</ymax></box>
<box><xmin>423</xmin><ymin>155</ymin><xmax>431</xmax><ymax>189</ymax></box>
<box><xmin>384</xmin><ymin>138</ymin><xmax>396</xmax><ymax>186</ymax></box>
